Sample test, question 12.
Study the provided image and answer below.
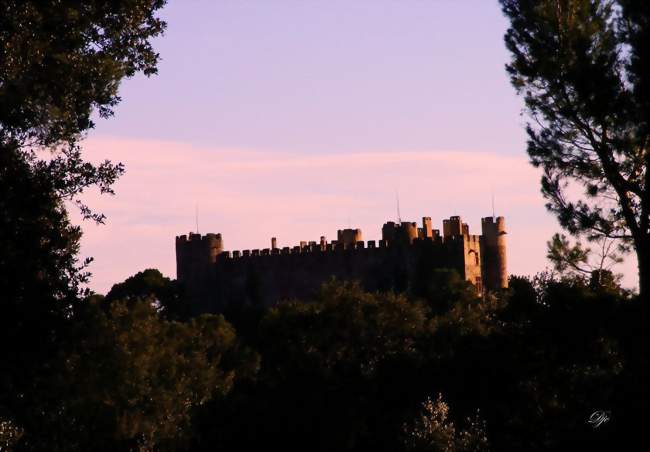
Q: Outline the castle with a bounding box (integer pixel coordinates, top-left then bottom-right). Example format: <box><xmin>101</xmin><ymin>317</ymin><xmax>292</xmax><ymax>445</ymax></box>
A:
<box><xmin>176</xmin><ymin>215</ymin><xmax>507</xmax><ymax>314</ymax></box>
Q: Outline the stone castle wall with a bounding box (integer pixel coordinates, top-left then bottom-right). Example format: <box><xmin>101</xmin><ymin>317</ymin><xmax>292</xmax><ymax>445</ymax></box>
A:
<box><xmin>176</xmin><ymin>215</ymin><xmax>507</xmax><ymax>314</ymax></box>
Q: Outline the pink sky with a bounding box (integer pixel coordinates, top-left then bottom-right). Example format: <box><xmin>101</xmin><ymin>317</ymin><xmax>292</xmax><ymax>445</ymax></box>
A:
<box><xmin>72</xmin><ymin>2</ymin><xmax>639</xmax><ymax>294</ymax></box>
<box><xmin>74</xmin><ymin>136</ymin><xmax>639</xmax><ymax>294</ymax></box>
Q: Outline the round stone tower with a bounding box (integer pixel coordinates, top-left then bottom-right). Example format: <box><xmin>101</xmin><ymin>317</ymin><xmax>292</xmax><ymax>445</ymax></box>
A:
<box><xmin>337</xmin><ymin>228</ymin><xmax>363</xmax><ymax>247</ymax></box>
<box><xmin>480</xmin><ymin>216</ymin><xmax>508</xmax><ymax>290</ymax></box>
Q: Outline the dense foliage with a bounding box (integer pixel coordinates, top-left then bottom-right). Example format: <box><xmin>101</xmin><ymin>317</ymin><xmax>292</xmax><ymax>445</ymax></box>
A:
<box><xmin>0</xmin><ymin>145</ymin><xmax>88</xmax><ymax>449</ymax></box>
<box><xmin>5</xmin><ymin>268</ymin><xmax>639</xmax><ymax>451</ymax></box>
<box><xmin>185</xmin><ymin>273</ymin><xmax>643</xmax><ymax>452</ymax></box>
<box><xmin>27</xmin><ymin>299</ymin><xmax>255</xmax><ymax>451</ymax></box>
<box><xmin>0</xmin><ymin>0</ymin><xmax>166</xmax><ymax>146</ymax></box>
<box><xmin>0</xmin><ymin>1</ymin><xmax>169</xmax><ymax>449</ymax></box>
<box><xmin>106</xmin><ymin>268</ymin><xmax>188</xmax><ymax>320</ymax></box>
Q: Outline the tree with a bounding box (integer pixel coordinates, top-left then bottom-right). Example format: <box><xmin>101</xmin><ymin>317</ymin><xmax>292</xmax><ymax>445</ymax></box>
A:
<box><xmin>0</xmin><ymin>0</ymin><xmax>169</xmax><ymax>310</ymax></box>
<box><xmin>0</xmin><ymin>417</ymin><xmax>23</xmax><ymax>452</ymax></box>
<box><xmin>499</xmin><ymin>0</ymin><xmax>650</xmax><ymax>298</ymax></box>
<box><xmin>1</xmin><ymin>0</ymin><xmax>167</xmax><ymax>218</ymax></box>
<box><xmin>106</xmin><ymin>269</ymin><xmax>188</xmax><ymax>320</ymax></box>
<box><xmin>50</xmin><ymin>299</ymin><xmax>254</xmax><ymax>451</ymax></box>
<box><xmin>0</xmin><ymin>0</ymin><xmax>166</xmax><ymax>147</ymax></box>
<box><xmin>197</xmin><ymin>281</ymin><xmax>431</xmax><ymax>452</ymax></box>
<box><xmin>0</xmin><ymin>1</ymin><xmax>168</xmax><ymax>447</ymax></box>
<box><xmin>260</xmin><ymin>281</ymin><xmax>429</xmax><ymax>382</ymax></box>
<box><xmin>0</xmin><ymin>146</ymin><xmax>91</xmax><ymax>447</ymax></box>
<box><xmin>402</xmin><ymin>394</ymin><xmax>489</xmax><ymax>452</ymax></box>
<box><xmin>0</xmin><ymin>0</ymin><xmax>168</xmax><ymax>275</ymax></box>
<box><xmin>546</xmin><ymin>232</ymin><xmax>625</xmax><ymax>289</ymax></box>
<box><xmin>412</xmin><ymin>268</ymin><xmax>481</xmax><ymax>315</ymax></box>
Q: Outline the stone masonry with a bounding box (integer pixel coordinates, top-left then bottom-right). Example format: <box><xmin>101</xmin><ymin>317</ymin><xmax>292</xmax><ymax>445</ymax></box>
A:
<box><xmin>175</xmin><ymin>215</ymin><xmax>508</xmax><ymax>314</ymax></box>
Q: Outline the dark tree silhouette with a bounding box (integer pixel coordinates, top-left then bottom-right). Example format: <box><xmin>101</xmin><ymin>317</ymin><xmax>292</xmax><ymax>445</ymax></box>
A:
<box><xmin>0</xmin><ymin>0</ymin><xmax>166</xmax><ymax>147</ymax></box>
<box><xmin>106</xmin><ymin>268</ymin><xmax>188</xmax><ymax>320</ymax></box>
<box><xmin>0</xmin><ymin>1</ymin><xmax>167</xmax><ymax>447</ymax></box>
<box><xmin>500</xmin><ymin>0</ymin><xmax>650</xmax><ymax>298</ymax></box>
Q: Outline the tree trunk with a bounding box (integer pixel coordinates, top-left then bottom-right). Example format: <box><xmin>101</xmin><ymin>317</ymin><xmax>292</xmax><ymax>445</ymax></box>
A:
<box><xmin>637</xmin><ymin>238</ymin><xmax>650</xmax><ymax>302</ymax></box>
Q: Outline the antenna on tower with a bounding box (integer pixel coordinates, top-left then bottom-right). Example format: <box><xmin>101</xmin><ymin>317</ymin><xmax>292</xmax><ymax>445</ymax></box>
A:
<box><xmin>491</xmin><ymin>189</ymin><xmax>495</xmax><ymax>220</ymax></box>
<box><xmin>195</xmin><ymin>203</ymin><xmax>199</xmax><ymax>234</ymax></box>
<box><xmin>395</xmin><ymin>189</ymin><xmax>402</xmax><ymax>223</ymax></box>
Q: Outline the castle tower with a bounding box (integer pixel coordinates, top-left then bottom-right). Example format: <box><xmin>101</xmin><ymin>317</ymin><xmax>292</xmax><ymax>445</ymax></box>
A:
<box><xmin>175</xmin><ymin>232</ymin><xmax>223</xmax><ymax>313</ymax></box>
<box><xmin>401</xmin><ymin>221</ymin><xmax>418</xmax><ymax>243</ymax></box>
<box><xmin>481</xmin><ymin>216</ymin><xmax>508</xmax><ymax>290</ymax></box>
<box><xmin>421</xmin><ymin>217</ymin><xmax>433</xmax><ymax>239</ymax></box>
<box><xmin>175</xmin><ymin>232</ymin><xmax>223</xmax><ymax>281</ymax></box>
<box><xmin>337</xmin><ymin>228</ymin><xmax>362</xmax><ymax>247</ymax></box>
<box><xmin>382</xmin><ymin>221</ymin><xmax>418</xmax><ymax>244</ymax></box>
<box><xmin>443</xmin><ymin>216</ymin><xmax>463</xmax><ymax>239</ymax></box>
<box><xmin>382</xmin><ymin>222</ymin><xmax>398</xmax><ymax>243</ymax></box>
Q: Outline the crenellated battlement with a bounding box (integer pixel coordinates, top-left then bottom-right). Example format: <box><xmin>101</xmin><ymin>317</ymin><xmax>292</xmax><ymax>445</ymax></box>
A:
<box><xmin>214</xmin><ymin>234</ymin><xmax>468</xmax><ymax>262</ymax></box>
<box><xmin>176</xmin><ymin>216</ymin><xmax>501</xmax><ymax>266</ymax></box>
<box><xmin>175</xmin><ymin>232</ymin><xmax>223</xmax><ymax>244</ymax></box>
<box><xmin>176</xmin><ymin>214</ymin><xmax>508</xmax><ymax>313</ymax></box>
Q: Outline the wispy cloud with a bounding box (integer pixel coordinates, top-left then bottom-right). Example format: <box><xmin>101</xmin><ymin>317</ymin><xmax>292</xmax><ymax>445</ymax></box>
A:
<box><xmin>74</xmin><ymin>136</ymin><xmax>638</xmax><ymax>294</ymax></box>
